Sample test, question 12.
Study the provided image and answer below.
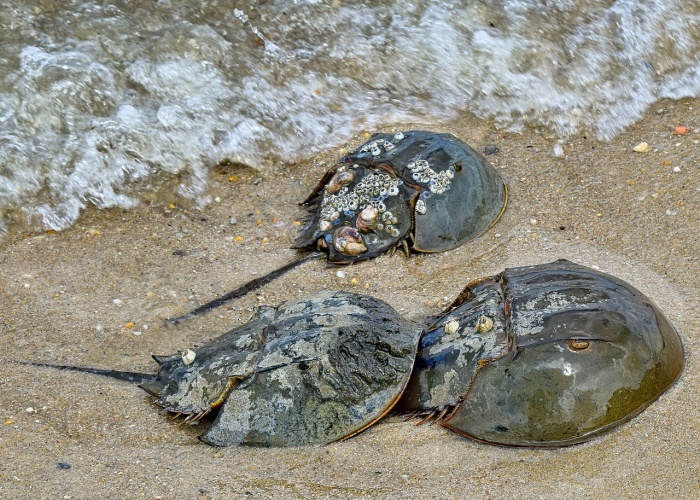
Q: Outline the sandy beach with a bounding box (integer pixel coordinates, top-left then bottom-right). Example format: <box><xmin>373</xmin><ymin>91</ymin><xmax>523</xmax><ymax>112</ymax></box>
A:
<box><xmin>1</xmin><ymin>98</ymin><xmax>698</xmax><ymax>498</ymax></box>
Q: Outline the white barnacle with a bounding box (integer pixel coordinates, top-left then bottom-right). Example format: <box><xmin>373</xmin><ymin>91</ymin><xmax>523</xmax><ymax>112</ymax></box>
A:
<box><xmin>416</xmin><ymin>160</ymin><xmax>429</xmax><ymax>170</ymax></box>
<box><xmin>415</xmin><ymin>199</ymin><xmax>427</xmax><ymax>215</ymax></box>
<box><xmin>393</xmin><ymin>132</ymin><xmax>404</xmax><ymax>141</ymax></box>
<box><xmin>369</xmin><ymin>141</ymin><xmax>383</xmax><ymax>156</ymax></box>
<box><xmin>444</xmin><ymin>319</ymin><xmax>460</xmax><ymax>335</ymax></box>
<box><xmin>182</xmin><ymin>349</ymin><xmax>196</xmax><ymax>365</ymax></box>
<box><xmin>382</xmin><ymin>212</ymin><xmax>397</xmax><ymax>225</ymax></box>
<box><xmin>386</xmin><ymin>225</ymin><xmax>401</xmax><ymax>237</ymax></box>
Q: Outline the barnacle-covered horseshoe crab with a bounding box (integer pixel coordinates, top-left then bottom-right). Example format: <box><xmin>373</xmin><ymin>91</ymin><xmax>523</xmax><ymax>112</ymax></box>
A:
<box><xmin>399</xmin><ymin>259</ymin><xmax>685</xmax><ymax>447</ymax></box>
<box><xmin>295</xmin><ymin>130</ymin><xmax>508</xmax><ymax>261</ymax></box>
<box><xmin>169</xmin><ymin>131</ymin><xmax>507</xmax><ymax>322</ymax></box>
<box><xmin>30</xmin><ymin>260</ymin><xmax>683</xmax><ymax>447</ymax></box>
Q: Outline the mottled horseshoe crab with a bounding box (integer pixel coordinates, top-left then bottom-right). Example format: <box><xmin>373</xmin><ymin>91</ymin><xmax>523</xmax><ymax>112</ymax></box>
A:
<box><xmin>34</xmin><ymin>291</ymin><xmax>422</xmax><ymax>447</ymax></box>
<box><xmin>169</xmin><ymin>131</ymin><xmax>507</xmax><ymax>322</ymax></box>
<box><xmin>30</xmin><ymin>260</ymin><xmax>683</xmax><ymax>447</ymax></box>
<box><xmin>399</xmin><ymin>259</ymin><xmax>685</xmax><ymax>447</ymax></box>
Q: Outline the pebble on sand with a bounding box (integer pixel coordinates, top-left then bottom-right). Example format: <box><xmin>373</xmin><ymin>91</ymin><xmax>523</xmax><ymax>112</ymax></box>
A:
<box><xmin>674</xmin><ymin>126</ymin><xmax>687</xmax><ymax>135</ymax></box>
<box><xmin>633</xmin><ymin>142</ymin><xmax>650</xmax><ymax>153</ymax></box>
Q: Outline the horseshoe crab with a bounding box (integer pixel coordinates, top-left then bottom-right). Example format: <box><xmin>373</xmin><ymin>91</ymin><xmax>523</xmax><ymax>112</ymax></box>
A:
<box><xmin>35</xmin><ymin>290</ymin><xmax>422</xmax><ymax>447</ymax></box>
<box><xmin>399</xmin><ymin>259</ymin><xmax>685</xmax><ymax>447</ymax></box>
<box><xmin>29</xmin><ymin>260</ymin><xmax>683</xmax><ymax>447</ymax></box>
<box><xmin>295</xmin><ymin>131</ymin><xmax>508</xmax><ymax>261</ymax></box>
<box><xmin>169</xmin><ymin>131</ymin><xmax>507</xmax><ymax>322</ymax></box>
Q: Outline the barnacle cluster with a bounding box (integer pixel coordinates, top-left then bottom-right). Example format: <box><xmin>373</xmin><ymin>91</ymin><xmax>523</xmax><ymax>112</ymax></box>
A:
<box><xmin>318</xmin><ymin>169</ymin><xmax>405</xmax><ymax>249</ymax></box>
<box><xmin>407</xmin><ymin>160</ymin><xmax>455</xmax><ymax>194</ymax></box>
<box><xmin>360</xmin><ymin>132</ymin><xmax>405</xmax><ymax>157</ymax></box>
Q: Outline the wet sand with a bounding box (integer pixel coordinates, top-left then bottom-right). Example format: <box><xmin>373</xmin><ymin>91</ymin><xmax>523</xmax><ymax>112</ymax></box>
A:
<box><xmin>1</xmin><ymin>98</ymin><xmax>698</xmax><ymax>498</ymax></box>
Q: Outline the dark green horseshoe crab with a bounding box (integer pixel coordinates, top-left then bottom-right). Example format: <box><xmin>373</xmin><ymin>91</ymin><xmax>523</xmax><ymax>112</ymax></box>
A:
<box><xmin>399</xmin><ymin>259</ymin><xmax>685</xmax><ymax>447</ymax></box>
<box><xmin>30</xmin><ymin>260</ymin><xmax>683</xmax><ymax>447</ymax></box>
<box><xmin>169</xmin><ymin>131</ymin><xmax>507</xmax><ymax>322</ymax></box>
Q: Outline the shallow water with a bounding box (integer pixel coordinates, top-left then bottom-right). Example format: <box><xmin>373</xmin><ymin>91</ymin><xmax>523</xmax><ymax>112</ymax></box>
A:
<box><xmin>1</xmin><ymin>0</ymin><xmax>699</xmax><ymax>236</ymax></box>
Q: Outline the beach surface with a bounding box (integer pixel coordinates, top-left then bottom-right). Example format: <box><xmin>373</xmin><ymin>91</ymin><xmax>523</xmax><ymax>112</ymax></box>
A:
<box><xmin>1</xmin><ymin>99</ymin><xmax>699</xmax><ymax>499</ymax></box>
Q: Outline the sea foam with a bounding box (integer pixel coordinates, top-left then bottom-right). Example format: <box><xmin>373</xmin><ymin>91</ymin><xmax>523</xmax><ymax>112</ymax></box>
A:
<box><xmin>1</xmin><ymin>0</ymin><xmax>699</xmax><ymax>236</ymax></box>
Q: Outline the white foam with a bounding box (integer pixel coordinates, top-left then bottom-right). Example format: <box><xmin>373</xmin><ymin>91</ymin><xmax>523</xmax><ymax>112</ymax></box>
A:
<box><xmin>0</xmin><ymin>0</ymin><xmax>699</xmax><ymax>236</ymax></box>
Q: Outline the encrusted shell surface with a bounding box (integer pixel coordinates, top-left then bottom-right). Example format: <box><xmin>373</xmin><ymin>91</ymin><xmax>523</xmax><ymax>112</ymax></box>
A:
<box><xmin>399</xmin><ymin>259</ymin><xmax>684</xmax><ymax>447</ymax></box>
<box><xmin>143</xmin><ymin>291</ymin><xmax>422</xmax><ymax>447</ymax></box>
<box><xmin>295</xmin><ymin>131</ymin><xmax>507</xmax><ymax>263</ymax></box>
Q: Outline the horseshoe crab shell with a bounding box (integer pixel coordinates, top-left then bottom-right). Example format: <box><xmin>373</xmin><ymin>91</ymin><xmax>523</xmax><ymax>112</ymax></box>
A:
<box><xmin>399</xmin><ymin>259</ymin><xmax>684</xmax><ymax>447</ymax></box>
<box><xmin>295</xmin><ymin>131</ymin><xmax>507</xmax><ymax>263</ymax></box>
<box><xmin>145</xmin><ymin>290</ymin><xmax>421</xmax><ymax>447</ymax></box>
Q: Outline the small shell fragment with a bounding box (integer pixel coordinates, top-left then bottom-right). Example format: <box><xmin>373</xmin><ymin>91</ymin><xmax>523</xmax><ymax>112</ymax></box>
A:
<box><xmin>182</xmin><ymin>349</ymin><xmax>196</xmax><ymax>365</ymax></box>
<box><xmin>633</xmin><ymin>142</ymin><xmax>649</xmax><ymax>153</ymax></box>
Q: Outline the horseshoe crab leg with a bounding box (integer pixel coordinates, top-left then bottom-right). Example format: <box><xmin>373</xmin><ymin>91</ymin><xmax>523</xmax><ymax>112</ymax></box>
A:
<box><xmin>167</xmin><ymin>251</ymin><xmax>324</xmax><ymax>324</ymax></box>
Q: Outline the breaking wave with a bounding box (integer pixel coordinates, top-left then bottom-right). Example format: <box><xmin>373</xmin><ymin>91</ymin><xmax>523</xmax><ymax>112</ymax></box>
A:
<box><xmin>1</xmin><ymin>0</ymin><xmax>699</xmax><ymax>236</ymax></box>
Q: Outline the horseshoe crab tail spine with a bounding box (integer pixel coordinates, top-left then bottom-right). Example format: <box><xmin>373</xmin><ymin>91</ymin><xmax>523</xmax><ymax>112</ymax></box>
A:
<box><xmin>167</xmin><ymin>251</ymin><xmax>325</xmax><ymax>324</ymax></box>
<box><xmin>23</xmin><ymin>362</ymin><xmax>154</xmax><ymax>384</ymax></box>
